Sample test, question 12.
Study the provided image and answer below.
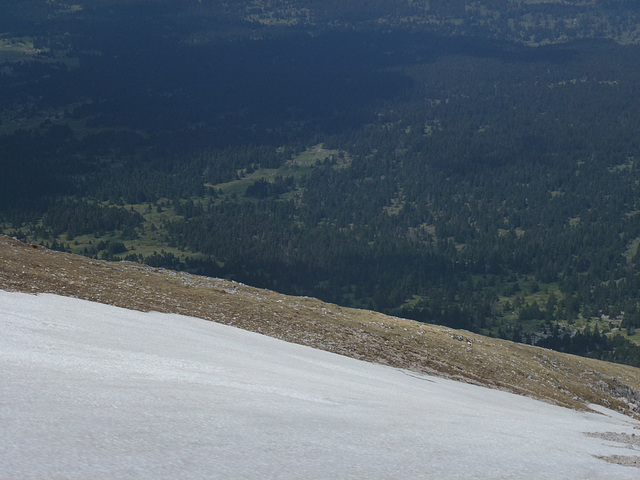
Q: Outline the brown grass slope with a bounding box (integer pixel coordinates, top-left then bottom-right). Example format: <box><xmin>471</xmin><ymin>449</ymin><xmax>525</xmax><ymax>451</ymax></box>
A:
<box><xmin>1</xmin><ymin>235</ymin><xmax>639</xmax><ymax>419</ymax></box>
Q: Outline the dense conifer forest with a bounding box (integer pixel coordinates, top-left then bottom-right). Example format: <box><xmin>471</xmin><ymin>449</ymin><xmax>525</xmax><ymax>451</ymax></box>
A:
<box><xmin>3</xmin><ymin>0</ymin><xmax>640</xmax><ymax>365</ymax></box>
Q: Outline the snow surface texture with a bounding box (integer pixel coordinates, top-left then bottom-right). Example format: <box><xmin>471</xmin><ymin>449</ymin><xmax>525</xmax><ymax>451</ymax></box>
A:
<box><xmin>1</xmin><ymin>290</ymin><xmax>639</xmax><ymax>479</ymax></box>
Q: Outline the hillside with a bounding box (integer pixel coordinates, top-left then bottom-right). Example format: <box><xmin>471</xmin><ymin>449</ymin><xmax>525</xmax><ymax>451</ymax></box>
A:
<box><xmin>3</xmin><ymin>0</ymin><xmax>640</xmax><ymax>363</ymax></box>
<box><xmin>2</xmin><ymin>234</ymin><xmax>639</xmax><ymax>421</ymax></box>
<box><xmin>2</xmin><ymin>290</ymin><xmax>639</xmax><ymax>478</ymax></box>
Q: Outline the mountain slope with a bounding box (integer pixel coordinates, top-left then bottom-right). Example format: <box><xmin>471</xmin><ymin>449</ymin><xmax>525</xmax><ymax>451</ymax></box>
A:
<box><xmin>4</xmin><ymin>0</ymin><xmax>640</xmax><ymax>355</ymax></box>
<box><xmin>2</xmin><ymin>290</ymin><xmax>640</xmax><ymax>478</ymax></box>
<box><xmin>1</xmin><ymin>234</ymin><xmax>639</xmax><ymax>420</ymax></box>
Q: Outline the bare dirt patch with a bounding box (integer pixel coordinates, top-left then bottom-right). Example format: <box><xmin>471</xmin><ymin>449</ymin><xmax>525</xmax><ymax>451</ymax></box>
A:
<box><xmin>587</xmin><ymin>431</ymin><xmax>640</xmax><ymax>468</ymax></box>
<box><xmin>595</xmin><ymin>455</ymin><xmax>640</xmax><ymax>468</ymax></box>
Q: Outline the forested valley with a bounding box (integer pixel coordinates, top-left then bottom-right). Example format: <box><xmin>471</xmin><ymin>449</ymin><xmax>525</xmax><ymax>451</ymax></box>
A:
<box><xmin>3</xmin><ymin>0</ymin><xmax>640</xmax><ymax>365</ymax></box>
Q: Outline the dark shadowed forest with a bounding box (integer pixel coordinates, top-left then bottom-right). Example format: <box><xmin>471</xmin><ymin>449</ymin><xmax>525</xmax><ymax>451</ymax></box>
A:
<box><xmin>3</xmin><ymin>0</ymin><xmax>640</xmax><ymax>365</ymax></box>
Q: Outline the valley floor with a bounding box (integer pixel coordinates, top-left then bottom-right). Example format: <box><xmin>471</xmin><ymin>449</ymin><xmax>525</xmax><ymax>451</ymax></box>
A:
<box><xmin>1</xmin><ymin>290</ymin><xmax>639</xmax><ymax>479</ymax></box>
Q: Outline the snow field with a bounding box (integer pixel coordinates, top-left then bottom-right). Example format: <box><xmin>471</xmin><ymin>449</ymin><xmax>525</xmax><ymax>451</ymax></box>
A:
<box><xmin>1</xmin><ymin>290</ymin><xmax>639</xmax><ymax>479</ymax></box>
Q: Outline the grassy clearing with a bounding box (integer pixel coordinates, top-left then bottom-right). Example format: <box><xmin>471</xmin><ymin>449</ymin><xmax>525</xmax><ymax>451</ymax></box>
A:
<box><xmin>11</xmin><ymin>199</ymin><xmax>192</xmax><ymax>263</ymax></box>
<box><xmin>208</xmin><ymin>168</ymin><xmax>282</xmax><ymax>197</ymax></box>
<box><xmin>0</xmin><ymin>37</ymin><xmax>46</xmax><ymax>62</ymax></box>
<box><xmin>206</xmin><ymin>143</ymin><xmax>346</xmax><ymax>198</ymax></box>
<box><xmin>624</xmin><ymin>236</ymin><xmax>640</xmax><ymax>262</ymax></box>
